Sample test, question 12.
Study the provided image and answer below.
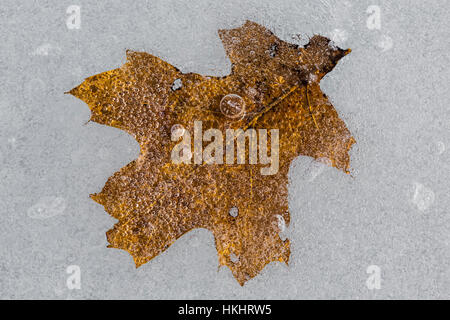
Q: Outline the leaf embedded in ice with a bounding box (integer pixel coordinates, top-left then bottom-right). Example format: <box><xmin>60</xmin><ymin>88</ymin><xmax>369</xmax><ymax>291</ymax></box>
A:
<box><xmin>68</xmin><ymin>21</ymin><xmax>355</xmax><ymax>285</ymax></box>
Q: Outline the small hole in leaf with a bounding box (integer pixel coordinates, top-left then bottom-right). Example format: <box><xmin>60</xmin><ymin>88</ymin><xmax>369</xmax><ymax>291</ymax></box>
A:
<box><xmin>230</xmin><ymin>252</ymin><xmax>239</xmax><ymax>263</ymax></box>
<box><xmin>171</xmin><ymin>78</ymin><xmax>182</xmax><ymax>91</ymax></box>
<box><xmin>269</xmin><ymin>43</ymin><xmax>278</xmax><ymax>57</ymax></box>
<box><xmin>229</xmin><ymin>206</ymin><xmax>238</xmax><ymax>218</ymax></box>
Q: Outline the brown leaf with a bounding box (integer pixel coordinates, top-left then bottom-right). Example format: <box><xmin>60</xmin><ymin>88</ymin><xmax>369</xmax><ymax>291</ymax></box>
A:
<box><xmin>68</xmin><ymin>21</ymin><xmax>355</xmax><ymax>285</ymax></box>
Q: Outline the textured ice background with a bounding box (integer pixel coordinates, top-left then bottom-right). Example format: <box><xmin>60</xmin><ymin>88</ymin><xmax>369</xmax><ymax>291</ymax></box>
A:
<box><xmin>0</xmin><ymin>0</ymin><xmax>449</xmax><ymax>299</ymax></box>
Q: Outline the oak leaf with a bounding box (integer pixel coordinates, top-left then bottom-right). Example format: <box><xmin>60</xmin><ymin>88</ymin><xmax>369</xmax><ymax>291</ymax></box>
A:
<box><xmin>68</xmin><ymin>21</ymin><xmax>355</xmax><ymax>285</ymax></box>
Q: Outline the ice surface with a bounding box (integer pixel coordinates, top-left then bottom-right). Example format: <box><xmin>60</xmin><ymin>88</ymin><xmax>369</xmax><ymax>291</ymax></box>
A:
<box><xmin>0</xmin><ymin>0</ymin><xmax>449</xmax><ymax>299</ymax></box>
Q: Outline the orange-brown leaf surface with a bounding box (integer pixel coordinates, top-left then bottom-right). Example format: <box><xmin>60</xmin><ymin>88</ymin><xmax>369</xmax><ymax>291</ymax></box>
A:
<box><xmin>68</xmin><ymin>21</ymin><xmax>355</xmax><ymax>285</ymax></box>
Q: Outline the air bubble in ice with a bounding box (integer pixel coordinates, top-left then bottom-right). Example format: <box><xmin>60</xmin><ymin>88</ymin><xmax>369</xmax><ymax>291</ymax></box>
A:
<box><xmin>220</xmin><ymin>94</ymin><xmax>245</xmax><ymax>119</ymax></box>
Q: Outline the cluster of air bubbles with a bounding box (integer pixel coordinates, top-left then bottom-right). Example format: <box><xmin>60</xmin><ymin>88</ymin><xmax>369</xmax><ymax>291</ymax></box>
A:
<box><xmin>27</xmin><ymin>196</ymin><xmax>67</xmax><ymax>219</ymax></box>
<box><xmin>329</xmin><ymin>29</ymin><xmax>348</xmax><ymax>47</ymax></box>
<box><xmin>376</xmin><ymin>34</ymin><xmax>393</xmax><ymax>52</ymax></box>
<box><xmin>431</xmin><ymin>141</ymin><xmax>445</xmax><ymax>156</ymax></box>
<box><xmin>412</xmin><ymin>182</ymin><xmax>435</xmax><ymax>211</ymax></box>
